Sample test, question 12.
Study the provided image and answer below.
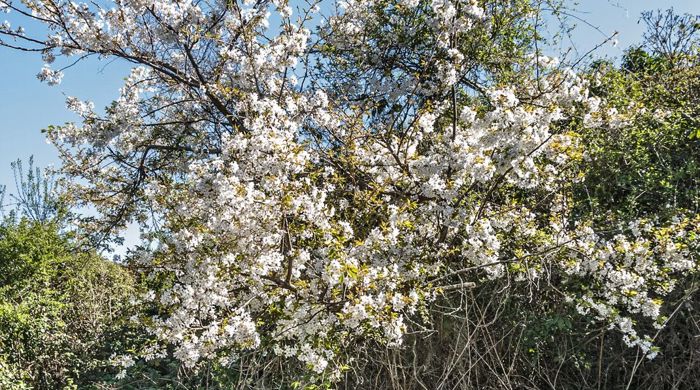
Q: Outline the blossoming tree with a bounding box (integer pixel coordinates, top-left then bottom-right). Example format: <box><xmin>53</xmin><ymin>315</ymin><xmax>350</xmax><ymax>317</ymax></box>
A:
<box><xmin>1</xmin><ymin>0</ymin><xmax>697</xmax><ymax>381</ymax></box>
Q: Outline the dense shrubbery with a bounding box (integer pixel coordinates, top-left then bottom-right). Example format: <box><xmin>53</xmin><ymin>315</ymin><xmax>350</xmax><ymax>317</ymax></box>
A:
<box><xmin>0</xmin><ymin>1</ymin><xmax>698</xmax><ymax>389</ymax></box>
<box><xmin>0</xmin><ymin>218</ymin><xmax>135</xmax><ymax>388</ymax></box>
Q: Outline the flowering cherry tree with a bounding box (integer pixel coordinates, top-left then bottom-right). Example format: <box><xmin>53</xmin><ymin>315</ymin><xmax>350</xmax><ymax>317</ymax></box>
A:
<box><xmin>1</xmin><ymin>0</ymin><xmax>697</xmax><ymax>380</ymax></box>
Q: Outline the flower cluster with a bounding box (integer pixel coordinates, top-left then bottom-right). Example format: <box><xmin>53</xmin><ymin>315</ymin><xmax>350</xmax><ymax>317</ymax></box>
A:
<box><xmin>2</xmin><ymin>0</ymin><xmax>697</xmax><ymax>380</ymax></box>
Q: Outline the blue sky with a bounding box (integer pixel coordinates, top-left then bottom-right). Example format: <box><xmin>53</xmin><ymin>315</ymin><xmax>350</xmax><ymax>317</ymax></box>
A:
<box><xmin>1</xmin><ymin>0</ymin><xmax>699</xmax><ymax>249</ymax></box>
<box><xmin>0</xmin><ymin>49</ymin><xmax>130</xmax><ymax>194</ymax></box>
<box><xmin>565</xmin><ymin>0</ymin><xmax>700</xmax><ymax>58</ymax></box>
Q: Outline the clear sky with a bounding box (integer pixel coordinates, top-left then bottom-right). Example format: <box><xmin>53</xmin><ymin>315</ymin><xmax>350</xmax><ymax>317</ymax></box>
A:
<box><xmin>1</xmin><ymin>0</ymin><xmax>699</xmax><ymax>250</ymax></box>
<box><xmin>0</xmin><ymin>47</ymin><xmax>130</xmax><ymax>194</ymax></box>
<box><xmin>564</xmin><ymin>0</ymin><xmax>700</xmax><ymax>59</ymax></box>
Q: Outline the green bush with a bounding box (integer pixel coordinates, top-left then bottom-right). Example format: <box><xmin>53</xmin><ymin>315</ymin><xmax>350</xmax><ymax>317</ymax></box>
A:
<box><xmin>0</xmin><ymin>218</ymin><xmax>135</xmax><ymax>388</ymax></box>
